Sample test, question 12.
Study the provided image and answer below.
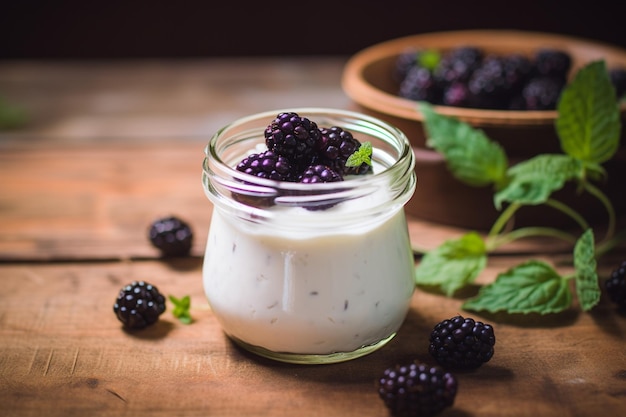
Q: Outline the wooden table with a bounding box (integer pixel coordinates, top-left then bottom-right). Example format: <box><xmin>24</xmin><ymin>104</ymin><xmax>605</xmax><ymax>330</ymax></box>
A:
<box><xmin>1</xmin><ymin>59</ymin><xmax>625</xmax><ymax>417</ymax></box>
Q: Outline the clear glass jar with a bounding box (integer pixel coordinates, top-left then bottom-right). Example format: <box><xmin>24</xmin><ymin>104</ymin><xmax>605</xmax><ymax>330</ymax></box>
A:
<box><xmin>202</xmin><ymin>108</ymin><xmax>417</xmax><ymax>364</ymax></box>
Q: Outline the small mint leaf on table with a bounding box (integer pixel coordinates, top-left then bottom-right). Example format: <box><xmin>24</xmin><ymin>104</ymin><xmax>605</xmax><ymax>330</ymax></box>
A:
<box><xmin>415</xmin><ymin>232</ymin><xmax>487</xmax><ymax>296</ymax></box>
<box><xmin>169</xmin><ymin>295</ymin><xmax>192</xmax><ymax>324</ymax></box>
<box><xmin>556</xmin><ymin>60</ymin><xmax>621</xmax><ymax>165</ymax></box>
<box><xmin>419</xmin><ymin>102</ymin><xmax>508</xmax><ymax>188</ymax></box>
<box><xmin>345</xmin><ymin>141</ymin><xmax>372</xmax><ymax>167</ymax></box>
<box><xmin>463</xmin><ymin>260</ymin><xmax>572</xmax><ymax>315</ymax></box>
<box><xmin>494</xmin><ymin>154</ymin><xmax>583</xmax><ymax>209</ymax></box>
<box><xmin>574</xmin><ymin>229</ymin><xmax>600</xmax><ymax>311</ymax></box>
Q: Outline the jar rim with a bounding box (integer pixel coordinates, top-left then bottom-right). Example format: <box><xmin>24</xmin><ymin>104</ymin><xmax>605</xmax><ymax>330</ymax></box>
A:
<box><xmin>203</xmin><ymin>107</ymin><xmax>416</xmax><ymax>214</ymax></box>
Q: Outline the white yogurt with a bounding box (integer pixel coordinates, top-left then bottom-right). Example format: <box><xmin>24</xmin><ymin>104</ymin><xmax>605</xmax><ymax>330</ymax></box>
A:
<box><xmin>202</xmin><ymin>203</ymin><xmax>415</xmax><ymax>355</ymax></box>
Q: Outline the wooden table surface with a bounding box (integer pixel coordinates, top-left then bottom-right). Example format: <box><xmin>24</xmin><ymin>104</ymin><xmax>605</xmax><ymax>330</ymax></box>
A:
<box><xmin>1</xmin><ymin>58</ymin><xmax>625</xmax><ymax>417</ymax></box>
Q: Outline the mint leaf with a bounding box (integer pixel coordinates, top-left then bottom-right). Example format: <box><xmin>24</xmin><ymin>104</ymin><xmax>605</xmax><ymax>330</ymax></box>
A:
<box><xmin>169</xmin><ymin>295</ymin><xmax>192</xmax><ymax>324</ymax></box>
<box><xmin>418</xmin><ymin>49</ymin><xmax>441</xmax><ymax>71</ymax></box>
<box><xmin>494</xmin><ymin>154</ymin><xmax>583</xmax><ymax>209</ymax></box>
<box><xmin>415</xmin><ymin>232</ymin><xmax>487</xmax><ymax>296</ymax></box>
<box><xmin>556</xmin><ymin>60</ymin><xmax>621</xmax><ymax>164</ymax></box>
<box><xmin>463</xmin><ymin>260</ymin><xmax>572</xmax><ymax>315</ymax></box>
<box><xmin>420</xmin><ymin>102</ymin><xmax>508</xmax><ymax>188</ymax></box>
<box><xmin>573</xmin><ymin>229</ymin><xmax>600</xmax><ymax>311</ymax></box>
<box><xmin>345</xmin><ymin>141</ymin><xmax>373</xmax><ymax>167</ymax></box>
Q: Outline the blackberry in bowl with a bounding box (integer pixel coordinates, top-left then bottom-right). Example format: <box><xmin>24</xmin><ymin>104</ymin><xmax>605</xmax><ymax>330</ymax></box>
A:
<box><xmin>342</xmin><ymin>30</ymin><xmax>626</xmax><ymax>229</ymax></box>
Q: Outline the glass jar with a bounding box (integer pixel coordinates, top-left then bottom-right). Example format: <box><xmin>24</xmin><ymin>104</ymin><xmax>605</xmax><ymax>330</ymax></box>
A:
<box><xmin>201</xmin><ymin>108</ymin><xmax>417</xmax><ymax>364</ymax></box>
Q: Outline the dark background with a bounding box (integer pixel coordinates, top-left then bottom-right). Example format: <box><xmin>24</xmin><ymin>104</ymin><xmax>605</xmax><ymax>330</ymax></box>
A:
<box><xmin>1</xmin><ymin>0</ymin><xmax>626</xmax><ymax>59</ymax></box>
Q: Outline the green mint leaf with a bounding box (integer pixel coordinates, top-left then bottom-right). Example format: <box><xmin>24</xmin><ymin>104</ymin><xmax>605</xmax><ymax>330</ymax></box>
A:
<box><xmin>573</xmin><ymin>229</ymin><xmax>600</xmax><ymax>311</ymax></box>
<box><xmin>556</xmin><ymin>60</ymin><xmax>621</xmax><ymax>164</ymax></box>
<box><xmin>493</xmin><ymin>154</ymin><xmax>583</xmax><ymax>209</ymax></box>
<box><xmin>420</xmin><ymin>102</ymin><xmax>508</xmax><ymax>188</ymax></box>
<box><xmin>418</xmin><ymin>49</ymin><xmax>441</xmax><ymax>71</ymax></box>
<box><xmin>169</xmin><ymin>295</ymin><xmax>192</xmax><ymax>324</ymax></box>
<box><xmin>345</xmin><ymin>141</ymin><xmax>373</xmax><ymax>167</ymax></box>
<box><xmin>463</xmin><ymin>260</ymin><xmax>572</xmax><ymax>315</ymax></box>
<box><xmin>415</xmin><ymin>232</ymin><xmax>487</xmax><ymax>296</ymax></box>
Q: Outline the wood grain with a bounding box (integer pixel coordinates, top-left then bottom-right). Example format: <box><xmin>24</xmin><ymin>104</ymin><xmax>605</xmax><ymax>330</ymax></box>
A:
<box><xmin>1</xmin><ymin>258</ymin><xmax>625</xmax><ymax>417</ymax></box>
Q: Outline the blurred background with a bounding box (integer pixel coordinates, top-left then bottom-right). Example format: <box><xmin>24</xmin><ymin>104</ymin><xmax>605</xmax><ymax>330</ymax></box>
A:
<box><xmin>2</xmin><ymin>0</ymin><xmax>625</xmax><ymax>60</ymax></box>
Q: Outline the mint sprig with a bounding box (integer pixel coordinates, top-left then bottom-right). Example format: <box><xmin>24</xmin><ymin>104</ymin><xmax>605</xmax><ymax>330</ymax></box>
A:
<box><xmin>415</xmin><ymin>232</ymin><xmax>487</xmax><ymax>296</ymax></box>
<box><xmin>416</xmin><ymin>60</ymin><xmax>623</xmax><ymax>316</ymax></box>
<box><xmin>421</xmin><ymin>103</ymin><xmax>508</xmax><ymax>188</ymax></box>
<box><xmin>345</xmin><ymin>141</ymin><xmax>373</xmax><ymax>167</ymax></box>
<box><xmin>169</xmin><ymin>295</ymin><xmax>192</xmax><ymax>324</ymax></box>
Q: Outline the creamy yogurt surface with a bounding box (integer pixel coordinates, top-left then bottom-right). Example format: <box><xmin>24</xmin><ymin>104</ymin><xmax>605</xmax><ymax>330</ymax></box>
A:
<box><xmin>203</xmin><ymin>203</ymin><xmax>415</xmax><ymax>355</ymax></box>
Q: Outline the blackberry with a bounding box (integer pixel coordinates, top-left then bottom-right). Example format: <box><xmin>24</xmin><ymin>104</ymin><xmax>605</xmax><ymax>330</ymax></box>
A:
<box><xmin>502</xmin><ymin>54</ymin><xmax>534</xmax><ymax>93</ymax></box>
<box><xmin>605</xmin><ymin>260</ymin><xmax>626</xmax><ymax>311</ymax></box>
<box><xmin>394</xmin><ymin>48</ymin><xmax>420</xmax><ymax>83</ymax></box>
<box><xmin>398</xmin><ymin>66</ymin><xmax>442</xmax><ymax>103</ymax></box>
<box><xmin>264</xmin><ymin>112</ymin><xmax>321</xmax><ymax>168</ymax></box>
<box><xmin>315</xmin><ymin>126</ymin><xmax>371</xmax><ymax>176</ymax></box>
<box><xmin>534</xmin><ymin>48</ymin><xmax>572</xmax><ymax>81</ymax></box>
<box><xmin>113</xmin><ymin>281</ymin><xmax>166</xmax><ymax>329</ymax></box>
<box><xmin>429</xmin><ymin>315</ymin><xmax>495</xmax><ymax>370</ymax></box>
<box><xmin>299</xmin><ymin>164</ymin><xmax>343</xmax><ymax>184</ymax></box>
<box><xmin>467</xmin><ymin>55</ymin><xmax>512</xmax><ymax>109</ymax></box>
<box><xmin>377</xmin><ymin>362</ymin><xmax>458</xmax><ymax>417</ymax></box>
<box><xmin>522</xmin><ymin>77</ymin><xmax>565</xmax><ymax>110</ymax></box>
<box><xmin>148</xmin><ymin>216</ymin><xmax>194</xmax><ymax>257</ymax></box>
<box><xmin>236</xmin><ymin>150</ymin><xmax>296</xmax><ymax>181</ymax></box>
<box><xmin>434</xmin><ymin>46</ymin><xmax>484</xmax><ymax>85</ymax></box>
<box><xmin>609</xmin><ymin>67</ymin><xmax>626</xmax><ymax>99</ymax></box>
<box><xmin>442</xmin><ymin>81</ymin><xmax>471</xmax><ymax>107</ymax></box>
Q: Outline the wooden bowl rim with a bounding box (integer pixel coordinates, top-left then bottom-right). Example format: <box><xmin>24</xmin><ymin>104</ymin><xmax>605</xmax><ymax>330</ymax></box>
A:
<box><xmin>342</xmin><ymin>29</ymin><xmax>626</xmax><ymax>127</ymax></box>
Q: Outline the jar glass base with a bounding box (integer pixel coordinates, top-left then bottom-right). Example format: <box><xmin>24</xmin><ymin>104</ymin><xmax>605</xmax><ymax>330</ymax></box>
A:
<box><xmin>229</xmin><ymin>333</ymin><xmax>397</xmax><ymax>365</ymax></box>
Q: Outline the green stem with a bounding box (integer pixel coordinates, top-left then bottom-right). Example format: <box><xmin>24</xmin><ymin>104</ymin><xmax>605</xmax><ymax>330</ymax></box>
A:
<box><xmin>595</xmin><ymin>227</ymin><xmax>626</xmax><ymax>258</ymax></box>
<box><xmin>544</xmin><ymin>198</ymin><xmax>589</xmax><ymax>231</ymax></box>
<box><xmin>487</xmin><ymin>202</ymin><xmax>522</xmax><ymax>240</ymax></box>
<box><xmin>581</xmin><ymin>181</ymin><xmax>616</xmax><ymax>241</ymax></box>
<box><xmin>489</xmin><ymin>226</ymin><xmax>578</xmax><ymax>250</ymax></box>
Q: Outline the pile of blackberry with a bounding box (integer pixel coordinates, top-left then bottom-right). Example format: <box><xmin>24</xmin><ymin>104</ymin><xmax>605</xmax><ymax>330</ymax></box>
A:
<box><xmin>235</xmin><ymin>112</ymin><xmax>371</xmax><ymax>185</ymax></box>
<box><xmin>395</xmin><ymin>46</ymin><xmax>626</xmax><ymax>110</ymax></box>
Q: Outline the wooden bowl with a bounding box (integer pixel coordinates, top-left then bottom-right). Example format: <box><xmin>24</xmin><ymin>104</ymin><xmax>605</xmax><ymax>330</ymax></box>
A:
<box><xmin>342</xmin><ymin>30</ymin><xmax>626</xmax><ymax>229</ymax></box>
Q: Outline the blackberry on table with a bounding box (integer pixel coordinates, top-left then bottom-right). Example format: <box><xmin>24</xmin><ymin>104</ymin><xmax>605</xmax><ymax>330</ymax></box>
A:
<box><xmin>377</xmin><ymin>361</ymin><xmax>458</xmax><ymax>417</ymax></box>
<box><xmin>429</xmin><ymin>315</ymin><xmax>495</xmax><ymax>370</ymax></box>
<box><xmin>264</xmin><ymin>112</ymin><xmax>321</xmax><ymax>168</ymax></box>
<box><xmin>148</xmin><ymin>216</ymin><xmax>194</xmax><ymax>257</ymax></box>
<box><xmin>113</xmin><ymin>281</ymin><xmax>166</xmax><ymax>329</ymax></box>
<box><xmin>236</xmin><ymin>150</ymin><xmax>296</xmax><ymax>181</ymax></box>
<box><xmin>605</xmin><ymin>260</ymin><xmax>626</xmax><ymax>311</ymax></box>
